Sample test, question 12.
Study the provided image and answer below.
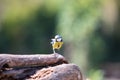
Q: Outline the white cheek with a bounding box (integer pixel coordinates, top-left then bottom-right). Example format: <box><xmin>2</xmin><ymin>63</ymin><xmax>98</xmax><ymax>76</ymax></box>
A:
<box><xmin>57</xmin><ymin>38</ymin><xmax>62</xmax><ymax>41</ymax></box>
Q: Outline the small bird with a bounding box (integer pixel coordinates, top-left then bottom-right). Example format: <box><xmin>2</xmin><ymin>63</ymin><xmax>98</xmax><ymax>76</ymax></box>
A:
<box><xmin>51</xmin><ymin>35</ymin><xmax>63</xmax><ymax>53</ymax></box>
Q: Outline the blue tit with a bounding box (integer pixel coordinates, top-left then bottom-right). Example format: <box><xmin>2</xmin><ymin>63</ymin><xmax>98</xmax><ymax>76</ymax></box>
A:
<box><xmin>51</xmin><ymin>35</ymin><xmax>63</xmax><ymax>53</ymax></box>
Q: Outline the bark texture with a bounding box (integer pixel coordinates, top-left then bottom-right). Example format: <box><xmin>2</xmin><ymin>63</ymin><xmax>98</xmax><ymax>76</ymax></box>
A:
<box><xmin>0</xmin><ymin>53</ymin><xmax>83</xmax><ymax>80</ymax></box>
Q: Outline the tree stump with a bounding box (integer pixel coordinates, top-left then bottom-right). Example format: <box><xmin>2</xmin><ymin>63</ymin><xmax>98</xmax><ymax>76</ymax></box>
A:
<box><xmin>0</xmin><ymin>53</ymin><xmax>83</xmax><ymax>80</ymax></box>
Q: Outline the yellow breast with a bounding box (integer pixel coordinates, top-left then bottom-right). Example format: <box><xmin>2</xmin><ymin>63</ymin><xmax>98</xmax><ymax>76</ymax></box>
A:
<box><xmin>52</xmin><ymin>42</ymin><xmax>63</xmax><ymax>49</ymax></box>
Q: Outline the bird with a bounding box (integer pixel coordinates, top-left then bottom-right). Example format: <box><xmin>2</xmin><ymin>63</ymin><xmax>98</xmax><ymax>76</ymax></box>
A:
<box><xmin>51</xmin><ymin>35</ymin><xmax>63</xmax><ymax>53</ymax></box>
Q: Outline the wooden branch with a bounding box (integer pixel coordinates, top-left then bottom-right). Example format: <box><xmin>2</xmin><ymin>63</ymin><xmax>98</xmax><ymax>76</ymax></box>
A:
<box><xmin>0</xmin><ymin>53</ymin><xmax>68</xmax><ymax>69</ymax></box>
<box><xmin>0</xmin><ymin>64</ymin><xmax>83</xmax><ymax>80</ymax></box>
<box><xmin>0</xmin><ymin>53</ymin><xmax>83</xmax><ymax>80</ymax></box>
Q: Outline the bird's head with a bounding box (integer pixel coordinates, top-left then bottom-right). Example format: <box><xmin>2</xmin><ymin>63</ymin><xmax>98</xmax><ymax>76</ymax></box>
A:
<box><xmin>55</xmin><ymin>35</ymin><xmax>62</xmax><ymax>42</ymax></box>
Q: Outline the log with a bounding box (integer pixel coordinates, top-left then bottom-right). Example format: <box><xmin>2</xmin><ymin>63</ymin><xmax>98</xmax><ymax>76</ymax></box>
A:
<box><xmin>0</xmin><ymin>53</ymin><xmax>68</xmax><ymax>69</ymax></box>
<box><xmin>0</xmin><ymin>53</ymin><xmax>83</xmax><ymax>80</ymax></box>
<box><xmin>31</xmin><ymin>64</ymin><xmax>83</xmax><ymax>80</ymax></box>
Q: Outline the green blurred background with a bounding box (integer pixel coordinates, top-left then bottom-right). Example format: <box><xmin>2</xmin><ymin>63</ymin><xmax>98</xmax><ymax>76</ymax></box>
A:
<box><xmin>0</xmin><ymin>0</ymin><xmax>120</xmax><ymax>79</ymax></box>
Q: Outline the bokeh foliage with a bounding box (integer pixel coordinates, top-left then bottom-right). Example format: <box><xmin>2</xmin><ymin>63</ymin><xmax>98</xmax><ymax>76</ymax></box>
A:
<box><xmin>0</xmin><ymin>0</ymin><xmax>57</xmax><ymax>53</ymax></box>
<box><xmin>57</xmin><ymin>0</ymin><xmax>102</xmax><ymax>71</ymax></box>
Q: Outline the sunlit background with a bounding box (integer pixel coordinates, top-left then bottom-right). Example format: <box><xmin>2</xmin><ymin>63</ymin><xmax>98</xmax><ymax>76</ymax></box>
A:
<box><xmin>0</xmin><ymin>0</ymin><xmax>120</xmax><ymax>80</ymax></box>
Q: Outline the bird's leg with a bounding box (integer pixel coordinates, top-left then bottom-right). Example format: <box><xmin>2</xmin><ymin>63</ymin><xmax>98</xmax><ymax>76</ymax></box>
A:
<box><xmin>53</xmin><ymin>48</ymin><xmax>56</xmax><ymax>54</ymax></box>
